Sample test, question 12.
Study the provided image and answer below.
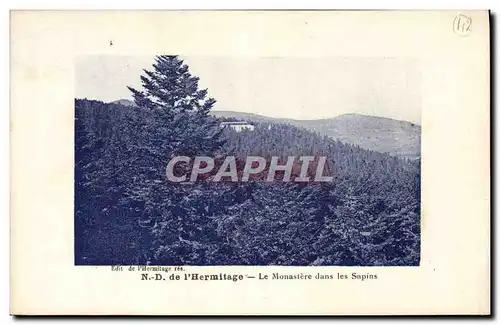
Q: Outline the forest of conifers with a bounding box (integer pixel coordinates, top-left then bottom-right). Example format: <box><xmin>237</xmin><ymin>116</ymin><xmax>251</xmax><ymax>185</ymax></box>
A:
<box><xmin>75</xmin><ymin>55</ymin><xmax>420</xmax><ymax>266</ymax></box>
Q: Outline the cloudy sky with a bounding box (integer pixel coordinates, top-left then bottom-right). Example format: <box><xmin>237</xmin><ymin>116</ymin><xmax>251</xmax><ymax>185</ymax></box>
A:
<box><xmin>75</xmin><ymin>55</ymin><xmax>421</xmax><ymax>124</ymax></box>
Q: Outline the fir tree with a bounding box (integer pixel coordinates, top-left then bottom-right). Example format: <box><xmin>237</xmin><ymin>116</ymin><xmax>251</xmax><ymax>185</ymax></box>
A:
<box><xmin>125</xmin><ymin>55</ymin><xmax>228</xmax><ymax>264</ymax></box>
<box><xmin>128</xmin><ymin>55</ymin><xmax>224</xmax><ymax>156</ymax></box>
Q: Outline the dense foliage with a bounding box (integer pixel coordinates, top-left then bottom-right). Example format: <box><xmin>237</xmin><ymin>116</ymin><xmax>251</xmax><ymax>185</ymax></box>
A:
<box><xmin>75</xmin><ymin>55</ymin><xmax>420</xmax><ymax>266</ymax></box>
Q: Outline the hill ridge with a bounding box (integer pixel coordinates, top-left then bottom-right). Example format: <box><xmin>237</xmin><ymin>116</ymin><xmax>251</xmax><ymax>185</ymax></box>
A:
<box><xmin>105</xmin><ymin>100</ymin><xmax>420</xmax><ymax>158</ymax></box>
<box><xmin>212</xmin><ymin>110</ymin><xmax>420</xmax><ymax>158</ymax></box>
<box><xmin>213</xmin><ymin>110</ymin><xmax>419</xmax><ymax>125</ymax></box>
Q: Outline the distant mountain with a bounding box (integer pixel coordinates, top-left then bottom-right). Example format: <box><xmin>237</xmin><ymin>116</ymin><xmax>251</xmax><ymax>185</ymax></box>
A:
<box><xmin>110</xmin><ymin>99</ymin><xmax>136</xmax><ymax>107</ymax></box>
<box><xmin>212</xmin><ymin>111</ymin><xmax>421</xmax><ymax>158</ymax></box>
<box><xmin>106</xmin><ymin>100</ymin><xmax>420</xmax><ymax>157</ymax></box>
<box><xmin>213</xmin><ymin>111</ymin><xmax>284</xmax><ymax>124</ymax></box>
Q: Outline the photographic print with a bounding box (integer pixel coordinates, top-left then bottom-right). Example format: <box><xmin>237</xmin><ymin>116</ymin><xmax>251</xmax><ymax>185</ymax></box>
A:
<box><xmin>75</xmin><ymin>55</ymin><xmax>421</xmax><ymax>266</ymax></box>
<box><xmin>11</xmin><ymin>11</ymin><xmax>489</xmax><ymax>315</ymax></box>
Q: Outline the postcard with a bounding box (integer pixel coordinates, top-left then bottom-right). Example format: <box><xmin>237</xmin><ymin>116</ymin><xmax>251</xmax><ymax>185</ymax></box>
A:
<box><xmin>10</xmin><ymin>10</ymin><xmax>490</xmax><ymax>315</ymax></box>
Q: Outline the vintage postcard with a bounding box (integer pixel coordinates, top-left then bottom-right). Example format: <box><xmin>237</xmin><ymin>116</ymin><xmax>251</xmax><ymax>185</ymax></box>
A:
<box><xmin>10</xmin><ymin>11</ymin><xmax>490</xmax><ymax>315</ymax></box>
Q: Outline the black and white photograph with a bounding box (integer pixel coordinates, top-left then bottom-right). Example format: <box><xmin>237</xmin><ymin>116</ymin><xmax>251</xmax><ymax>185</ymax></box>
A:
<box><xmin>75</xmin><ymin>55</ymin><xmax>421</xmax><ymax>266</ymax></box>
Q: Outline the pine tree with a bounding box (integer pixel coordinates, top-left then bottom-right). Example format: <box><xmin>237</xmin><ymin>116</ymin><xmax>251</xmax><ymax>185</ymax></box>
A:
<box><xmin>125</xmin><ymin>55</ymin><xmax>227</xmax><ymax>264</ymax></box>
<box><xmin>128</xmin><ymin>55</ymin><xmax>224</xmax><ymax>156</ymax></box>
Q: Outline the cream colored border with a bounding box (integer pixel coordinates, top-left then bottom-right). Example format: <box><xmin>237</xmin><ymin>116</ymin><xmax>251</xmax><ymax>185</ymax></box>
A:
<box><xmin>10</xmin><ymin>11</ymin><xmax>490</xmax><ymax>315</ymax></box>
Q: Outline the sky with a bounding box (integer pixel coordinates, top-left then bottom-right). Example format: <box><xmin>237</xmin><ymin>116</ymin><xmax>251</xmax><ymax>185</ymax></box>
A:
<box><xmin>75</xmin><ymin>55</ymin><xmax>421</xmax><ymax>124</ymax></box>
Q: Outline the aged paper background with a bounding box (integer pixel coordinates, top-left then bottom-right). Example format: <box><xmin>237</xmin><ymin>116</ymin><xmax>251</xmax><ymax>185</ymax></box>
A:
<box><xmin>10</xmin><ymin>11</ymin><xmax>490</xmax><ymax>315</ymax></box>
